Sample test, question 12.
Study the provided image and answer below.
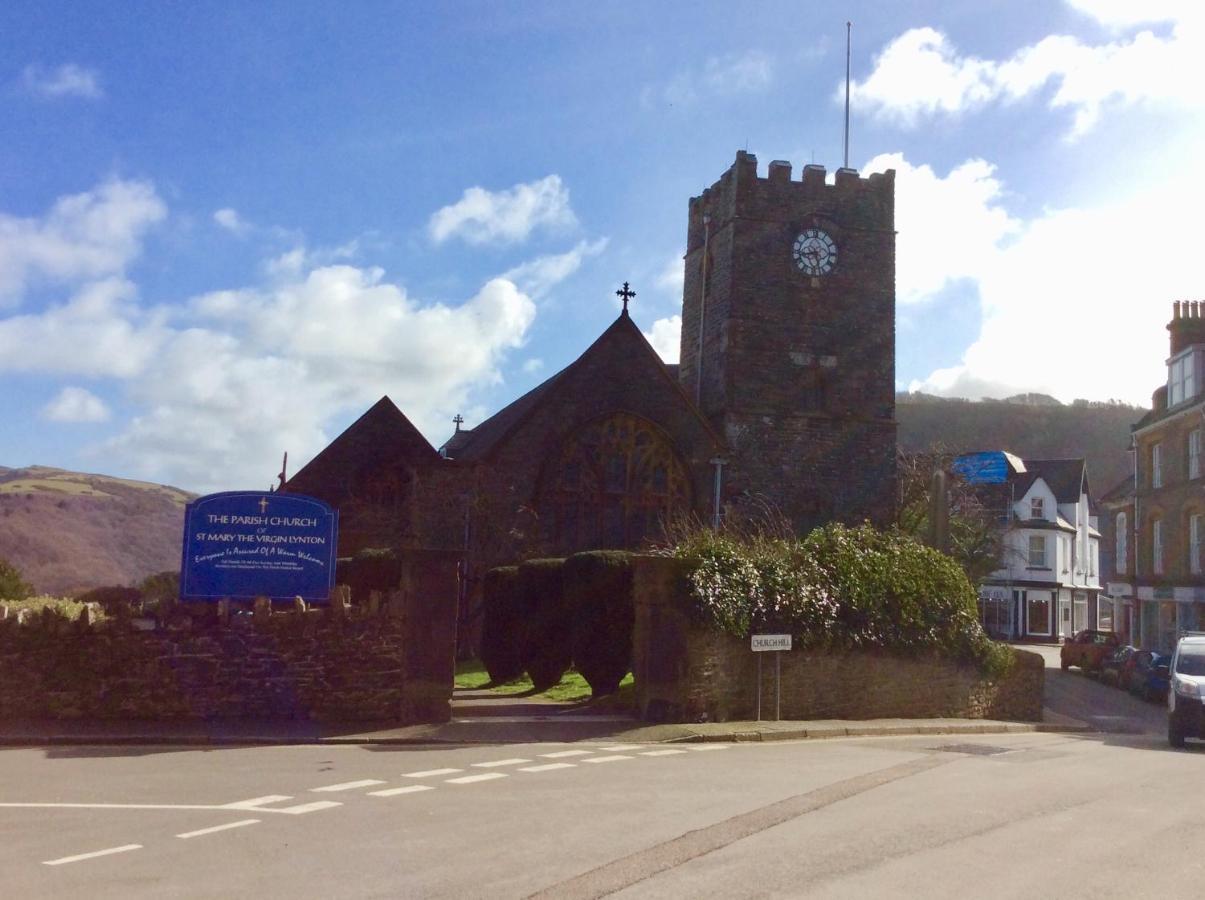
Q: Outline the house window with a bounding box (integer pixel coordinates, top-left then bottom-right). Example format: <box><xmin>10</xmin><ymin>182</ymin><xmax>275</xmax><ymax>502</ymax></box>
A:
<box><xmin>1030</xmin><ymin>497</ymin><xmax>1044</xmax><ymax>519</ymax></box>
<box><xmin>1028</xmin><ymin>534</ymin><xmax>1047</xmax><ymax>568</ymax></box>
<box><xmin>1190</xmin><ymin>429</ymin><xmax>1202</xmax><ymax>480</ymax></box>
<box><xmin>1192</xmin><ymin>514</ymin><xmax>1202</xmax><ymax>576</ymax></box>
<box><xmin>1153</xmin><ymin>519</ymin><xmax>1164</xmax><ymax>576</ymax></box>
<box><xmin>1152</xmin><ymin>443</ymin><xmax>1163</xmax><ymax>489</ymax></box>
<box><xmin>1090</xmin><ymin>542</ymin><xmax>1097</xmax><ymax>576</ymax></box>
<box><xmin>1062</xmin><ymin>536</ymin><xmax>1070</xmax><ymax>573</ymax></box>
<box><xmin>1116</xmin><ymin>512</ymin><xmax>1127</xmax><ymax>573</ymax></box>
<box><xmin>1169</xmin><ymin>351</ymin><xmax>1197</xmax><ymax>406</ymax></box>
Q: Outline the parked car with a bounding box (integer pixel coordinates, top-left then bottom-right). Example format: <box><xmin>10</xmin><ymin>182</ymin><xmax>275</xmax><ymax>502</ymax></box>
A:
<box><xmin>1100</xmin><ymin>645</ymin><xmax>1138</xmax><ymax>688</ymax></box>
<box><xmin>1168</xmin><ymin>633</ymin><xmax>1205</xmax><ymax>748</ymax></box>
<box><xmin>1060</xmin><ymin>629</ymin><xmax>1120</xmax><ymax>673</ymax></box>
<box><xmin>1129</xmin><ymin>651</ymin><xmax>1171</xmax><ymax>702</ymax></box>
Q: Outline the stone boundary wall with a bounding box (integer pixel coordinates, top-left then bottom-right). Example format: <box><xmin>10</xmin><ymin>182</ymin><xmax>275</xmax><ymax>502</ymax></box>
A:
<box><xmin>632</xmin><ymin>555</ymin><xmax>1043</xmax><ymax>724</ymax></box>
<box><xmin>0</xmin><ymin>549</ymin><xmax>460</xmax><ymax>723</ymax></box>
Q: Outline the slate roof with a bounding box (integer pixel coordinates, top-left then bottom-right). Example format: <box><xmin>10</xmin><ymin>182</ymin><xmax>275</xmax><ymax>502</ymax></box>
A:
<box><xmin>1098</xmin><ymin>473</ymin><xmax>1135</xmax><ymax>506</ymax></box>
<box><xmin>438</xmin><ymin>312</ymin><xmax>719</xmax><ymax>461</ymax></box>
<box><xmin>1015</xmin><ymin>458</ymin><xmax>1088</xmax><ymax>505</ymax></box>
<box><xmin>287</xmin><ymin>396</ymin><xmax>439</xmax><ymax>491</ymax></box>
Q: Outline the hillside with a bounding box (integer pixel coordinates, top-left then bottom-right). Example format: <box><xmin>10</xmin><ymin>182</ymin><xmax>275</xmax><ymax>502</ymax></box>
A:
<box><xmin>0</xmin><ymin>466</ymin><xmax>195</xmax><ymax>596</ymax></box>
<box><xmin>897</xmin><ymin>394</ymin><xmax>1143</xmax><ymax>498</ymax></box>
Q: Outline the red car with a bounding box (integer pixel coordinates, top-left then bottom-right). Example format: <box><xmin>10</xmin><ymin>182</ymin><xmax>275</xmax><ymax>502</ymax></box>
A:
<box><xmin>1060</xmin><ymin>629</ymin><xmax>1120</xmax><ymax>673</ymax></box>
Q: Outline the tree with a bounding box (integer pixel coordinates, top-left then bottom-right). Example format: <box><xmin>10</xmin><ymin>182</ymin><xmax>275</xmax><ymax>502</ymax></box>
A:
<box><xmin>0</xmin><ymin>557</ymin><xmax>33</xmax><ymax>601</ymax></box>
<box><xmin>897</xmin><ymin>451</ymin><xmax>1004</xmax><ymax>586</ymax></box>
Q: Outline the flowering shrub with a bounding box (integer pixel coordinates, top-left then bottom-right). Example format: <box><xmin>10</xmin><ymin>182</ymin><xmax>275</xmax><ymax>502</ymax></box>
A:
<box><xmin>668</xmin><ymin>523</ymin><xmax>1011</xmax><ymax>675</ymax></box>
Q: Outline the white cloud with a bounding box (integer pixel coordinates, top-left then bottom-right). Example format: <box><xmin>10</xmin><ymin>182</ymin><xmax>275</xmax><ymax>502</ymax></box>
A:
<box><xmin>902</xmin><ymin>151</ymin><xmax>1204</xmax><ymax>406</ymax></box>
<box><xmin>655</xmin><ymin>255</ymin><xmax>684</xmax><ymax>296</ymax></box>
<box><xmin>501</xmin><ymin>238</ymin><xmax>607</xmax><ymax>298</ymax></box>
<box><xmin>1067</xmin><ymin>0</ymin><xmax>1199</xmax><ymax>28</ymax></box>
<box><xmin>41</xmin><ymin>386</ymin><xmax>110</xmax><ymax>423</ymax></box>
<box><xmin>213</xmin><ymin>207</ymin><xmax>251</xmax><ymax>236</ymax></box>
<box><xmin>851</xmin><ymin>13</ymin><xmax>1205</xmax><ymax>136</ymax></box>
<box><xmin>428</xmin><ymin>175</ymin><xmax>576</xmax><ymax>246</ymax></box>
<box><xmin>650</xmin><ymin>51</ymin><xmax>774</xmax><ymax>107</ymax></box>
<box><xmin>522</xmin><ymin>358</ymin><xmax>544</xmax><ymax>375</ymax></box>
<box><xmin>20</xmin><ymin>63</ymin><xmax>103</xmax><ymax>100</ymax></box>
<box><xmin>643</xmin><ymin>315</ymin><xmax>681</xmax><ymax>364</ymax></box>
<box><xmin>0</xmin><ymin>178</ymin><xmax>166</xmax><ymax>305</ymax></box>
<box><xmin>105</xmin><ymin>267</ymin><xmax>537</xmax><ymax>491</ymax></box>
<box><xmin>0</xmin><ymin>278</ymin><xmax>168</xmax><ymax>377</ymax></box>
<box><xmin>863</xmin><ymin>154</ymin><xmax>1018</xmax><ymax>305</ymax></box>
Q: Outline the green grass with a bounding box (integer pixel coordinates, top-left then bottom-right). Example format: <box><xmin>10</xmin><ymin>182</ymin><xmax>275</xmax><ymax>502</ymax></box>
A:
<box><xmin>455</xmin><ymin>658</ymin><xmax>635</xmax><ymax>709</ymax></box>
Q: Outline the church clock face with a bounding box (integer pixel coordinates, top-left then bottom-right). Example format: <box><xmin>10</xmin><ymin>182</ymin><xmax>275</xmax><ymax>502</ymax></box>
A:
<box><xmin>793</xmin><ymin>228</ymin><xmax>837</xmax><ymax>276</ymax></box>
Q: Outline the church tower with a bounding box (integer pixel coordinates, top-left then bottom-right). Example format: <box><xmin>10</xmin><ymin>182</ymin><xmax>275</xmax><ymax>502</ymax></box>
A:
<box><xmin>678</xmin><ymin>151</ymin><xmax>897</xmax><ymax>532</ymax></box>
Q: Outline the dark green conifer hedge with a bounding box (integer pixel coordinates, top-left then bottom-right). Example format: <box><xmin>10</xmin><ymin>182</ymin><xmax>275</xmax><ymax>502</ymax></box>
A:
<box><xmin>518</xmin><ymin>558</ymin><xmax>570</xmax><ymax>691</ymax></box>
<box><xmin>480</xmin><ymin>565</ymin><xmax>524</xmax><ymax>684</ymax></box>
<box><xmin>564</xmin><ymin>551</ymin><xmax>634</xmax><ymax>696</ymax></box>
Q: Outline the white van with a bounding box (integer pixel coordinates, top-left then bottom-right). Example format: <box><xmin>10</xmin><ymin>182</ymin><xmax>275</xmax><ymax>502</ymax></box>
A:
<box><xmin>1168</xmin><ymin>633</ymin><xmax>1205</xmax><ymax>748</ymax></box>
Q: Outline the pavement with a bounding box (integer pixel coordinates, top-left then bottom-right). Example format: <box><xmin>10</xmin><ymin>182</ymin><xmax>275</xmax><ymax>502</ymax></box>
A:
<box><xmin>0</xmin><ymin>671</ymin><xmax>1094</xmax><ymax>747</ymax></box>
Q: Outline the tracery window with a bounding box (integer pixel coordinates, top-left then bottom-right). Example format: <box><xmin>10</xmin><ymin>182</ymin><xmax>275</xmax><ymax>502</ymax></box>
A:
<box><xmin>538</xmin><ymin>413</ymin><xmax>692</xmax><ymax>552</ymax></box>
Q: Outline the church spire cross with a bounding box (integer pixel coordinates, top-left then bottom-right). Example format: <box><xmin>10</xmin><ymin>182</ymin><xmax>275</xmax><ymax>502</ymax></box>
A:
<box><xmin>453</xmin><ymin>414</ymin><xmax>464</xmax><ymax>432</ymax></box>
<box><xmin>616</xmin><ymin>281</ymin><xmax>636</xmax><ymax>315</ymax></box>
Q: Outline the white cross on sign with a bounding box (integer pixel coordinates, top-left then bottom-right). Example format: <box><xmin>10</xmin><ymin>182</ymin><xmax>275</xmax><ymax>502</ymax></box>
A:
<box><xmin>751</xmin><ymin>634</ymin><xmax>792</xmax><ymax>652</ymax></box>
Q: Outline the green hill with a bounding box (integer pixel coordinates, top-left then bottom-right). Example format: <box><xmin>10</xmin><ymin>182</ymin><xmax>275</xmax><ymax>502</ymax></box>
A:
<box><xmin>897</xmin><ymin>394</ymin><xmax>1142</xmax><ymax>498</ymax></box>
<box><xmin>0</xmin><ymin>466</ymin><xmax>195</xmax><ymax>596</ymax></box>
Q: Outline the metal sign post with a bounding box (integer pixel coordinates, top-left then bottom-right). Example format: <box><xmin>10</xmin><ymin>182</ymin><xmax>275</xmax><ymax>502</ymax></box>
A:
<box><xmin>751</xmin><ymin>634</ymin><xmax>792</xmax><ymax>722</ymax></box>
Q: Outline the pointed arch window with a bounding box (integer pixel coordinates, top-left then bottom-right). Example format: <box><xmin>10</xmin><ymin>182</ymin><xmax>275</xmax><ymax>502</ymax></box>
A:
<box><xmin>538</xmin><ymin>413</ymin><xmax>692</xmax><ymax>552</ymax></box>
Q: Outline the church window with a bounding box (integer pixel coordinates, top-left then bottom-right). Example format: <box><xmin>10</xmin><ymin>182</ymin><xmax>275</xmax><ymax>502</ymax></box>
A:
<box><xmin>538</xmin><ymin>413</ymin><xmax>692</xmax><ymax>552</ymax></box>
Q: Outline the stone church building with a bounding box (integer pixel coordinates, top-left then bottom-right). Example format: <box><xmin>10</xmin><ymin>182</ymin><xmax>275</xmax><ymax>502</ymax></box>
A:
<box><xmin>285</xmin><ymin>151</ymin><xmax>898</xmax><ymax>574</ymax></box>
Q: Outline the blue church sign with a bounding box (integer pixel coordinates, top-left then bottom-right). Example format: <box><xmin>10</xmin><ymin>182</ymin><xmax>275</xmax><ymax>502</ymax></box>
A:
<box><xmin>180</xmin><ymin>492</ymin><xmax>338</xmax><ymax>602</ymax></box>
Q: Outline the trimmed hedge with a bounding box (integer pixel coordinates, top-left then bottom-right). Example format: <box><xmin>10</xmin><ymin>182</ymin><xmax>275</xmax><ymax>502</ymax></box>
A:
<box><xmin>670</xmin><ymin>523</ymin><xmax>1011</xmax><ymax>675</ymax></box>
<box><xmin>518</xmin><ymin>558</ymin><xmax>571</xmax><ymax>691</ymax></box>
<box><xmin>565</xmin><ymin>551</ymin><xmax>634</xmax><ymax>697</ymax></box>
<box><xmin>480</xmin><ymin>566</ymin><xmax>524</xmax><ymax>684</ymax></box>
<box><xmin>336</xmin><ymin>548</ymin><xmax>403</xmax><ymax>604</ymax></box>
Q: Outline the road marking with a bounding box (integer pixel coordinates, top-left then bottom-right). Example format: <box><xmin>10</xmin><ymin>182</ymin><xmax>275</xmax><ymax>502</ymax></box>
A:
<box><xmin>176</xmin><ymin>820</ymin><xmax>260</xmax><ymax>839</ymax></box>
<box><xmin>446</xmin><ymin>773</ymin><xmax>508</xmax><ymax>785</ymax></box>
<box><xmin>1</xmin><ymin>802</ymin><xmax>222</xmax><ymax>811</ymax></box>
<box><xmin>687</xmin><ymin>745</ymin><xmax>730</xmax><ymax>751</ymax></box>
<box><xmin>310</xmin><ymin>779</ymin><xmax>386</xmax><ymax>793</ymax></box>
<box><xmin>43</xmin><ymin>844</ymin><xmax>142</xmax><ymax>866</ymax></box>
<box><xmin>369</xmin><ymin>785</ymin><xmax>435</xmax><ymax>798</ymax></box>
<box><xmin>403</xmin><ymin>768</ymin><xmax>462</xmax><ymax>778</ymax></box>
<box><xmin>598</xmin><ymin>744</ymin><xmax>644</xmax><ymax>751</ymax></box>
<box><xmin>223</xmin><ymin>795</ymin><xmax>293</xmax><ymax>810</ymax></box>
<box><xmin>472</xmin><ymin>758</ymin><xmax>530</xmax><ymax>768</ymax></box>
<box><xmin>640</xmin><ymin>749</ymin><xmax>689</xmax><ymax>757</ymax></box>
<box><xmin>540</xmin><ymin>750</ymin><xmax>592</xmax><ymax>759</ymax></box>
<box><xmin>268</xmin><ymin>800</ymin><xmax>343</xmax><ymax>815</ymax></box>
<box><xmin>582</xmin><ymin>755</ymin><xmax>633</xmax><ymax>764</ymax></box>
<box><xmin>519</xmin><ymin>763</ymin><xmax>577</xmax><ymax>773</ymax></box>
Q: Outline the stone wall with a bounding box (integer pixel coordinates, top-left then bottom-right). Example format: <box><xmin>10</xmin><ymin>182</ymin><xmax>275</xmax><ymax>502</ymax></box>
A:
<box><xmin>632</xmin><ymin>555</ymin><xmax>1043</xmax><ymax>723</ymax></box>
<box><xmin>0</xmin><ymin>549</ymin><xmax>460</xmax><ymax>723</ymax></box>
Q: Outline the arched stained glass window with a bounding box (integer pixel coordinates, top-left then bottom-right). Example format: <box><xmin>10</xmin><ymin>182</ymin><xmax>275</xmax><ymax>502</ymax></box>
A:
<box><xmin>538</xmin><ymin>413</ymin><xmax>692</xmax><ymax>552</ymax></box>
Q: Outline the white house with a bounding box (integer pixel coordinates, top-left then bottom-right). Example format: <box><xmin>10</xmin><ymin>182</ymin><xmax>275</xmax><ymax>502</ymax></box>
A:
<box><xmin>965</xmin><ymin>456</ymin><xmax>1102</xmax><ymax>641</ymax></box>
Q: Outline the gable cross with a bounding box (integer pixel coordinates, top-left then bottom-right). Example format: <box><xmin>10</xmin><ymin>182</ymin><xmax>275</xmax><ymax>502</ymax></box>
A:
<box><xmin>616</xmin><ymin>281</ymin><xmax>636</xmax><ymax>314</ymax></box>
<box><xmin>453</xmin><ymin>414</ymin><xmax>465</xmax><ymax>432</ymax></box>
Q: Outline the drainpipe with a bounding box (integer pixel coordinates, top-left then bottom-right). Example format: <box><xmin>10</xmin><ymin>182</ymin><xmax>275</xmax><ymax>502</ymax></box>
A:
<box><xmin>710</xmin><ymin>457</ymin><xmax>726</xmax><ymax>530</ymax></box>
<box><xmin>696</xmin><ymin>214</ymin><xmax>710</xmax><ymax>406</ymax></box>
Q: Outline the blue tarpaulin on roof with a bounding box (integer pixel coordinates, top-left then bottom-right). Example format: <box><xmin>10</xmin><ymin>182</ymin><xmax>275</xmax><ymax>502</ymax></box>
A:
<box><xmin>952</xmin><ymin>451</ymin><xmax>1025</xmax><ymax>484</ymax></box>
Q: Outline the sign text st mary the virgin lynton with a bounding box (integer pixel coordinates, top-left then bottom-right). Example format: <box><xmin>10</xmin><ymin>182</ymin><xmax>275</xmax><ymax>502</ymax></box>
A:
<box><xmin>180</xmin><ymin>492</ymin><xmax>338</xmax><ymax>602</ymax></box>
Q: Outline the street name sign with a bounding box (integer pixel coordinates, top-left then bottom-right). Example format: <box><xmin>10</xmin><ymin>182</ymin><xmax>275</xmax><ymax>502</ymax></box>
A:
<box><xmin>180</xmin><ymin>492</ymin><xmax>338</xmax><ymax>602</ymax></box>
<box><xmin>751</xmin><ymin>634</ymin><xmax>792</xmax><ymax>652</ymax></box>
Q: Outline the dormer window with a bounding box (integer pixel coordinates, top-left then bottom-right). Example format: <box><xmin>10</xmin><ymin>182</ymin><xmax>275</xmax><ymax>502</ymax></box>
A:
<box><xmin>1169</xmin><ymin>349</ymin><xmax>1198</xmax><ymax>406</ymax></box>
<box><xmin>1030</xmin><ymin>497</ymin><xmax>1044</xmax><ymax>519</ymax></box>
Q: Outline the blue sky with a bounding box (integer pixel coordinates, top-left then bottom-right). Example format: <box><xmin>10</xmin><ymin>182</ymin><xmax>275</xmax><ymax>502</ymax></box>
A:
<box><xmin>1</xmin><ymin>1</ymin><xmax>1202</xmax><ymax>492</ymax></box>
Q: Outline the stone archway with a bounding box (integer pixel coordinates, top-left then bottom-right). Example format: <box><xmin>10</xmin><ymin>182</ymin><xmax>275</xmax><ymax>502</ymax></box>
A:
<box><xmin>537</xmin><ymin>413</ymin><xmax>692</xmax><ymax>553</ymax></box>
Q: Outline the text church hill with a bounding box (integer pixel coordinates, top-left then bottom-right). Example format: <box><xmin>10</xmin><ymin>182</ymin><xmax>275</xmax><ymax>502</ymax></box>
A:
<box><xmin>284</xmin><ymin>151</ymin><xmax>898</xmax><ymax>572</ymax></box>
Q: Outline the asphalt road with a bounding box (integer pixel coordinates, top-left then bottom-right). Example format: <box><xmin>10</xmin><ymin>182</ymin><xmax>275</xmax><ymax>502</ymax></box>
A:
<box><xmin>2</xmin><ymin>725</ymin><xmax>1202</xmax><ymax>899</ymax></box>
<box><xmin>1025</xmin><ymin>644</ymin><xmax>1168</xmax><ymax>735</ymax></box>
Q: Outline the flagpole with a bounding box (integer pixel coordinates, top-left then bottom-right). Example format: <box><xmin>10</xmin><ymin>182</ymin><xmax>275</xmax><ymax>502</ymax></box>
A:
<box><xmin>844</xmin><ymin>21</ymin><xmax>851</xmax><ymax>169</ymax></box>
